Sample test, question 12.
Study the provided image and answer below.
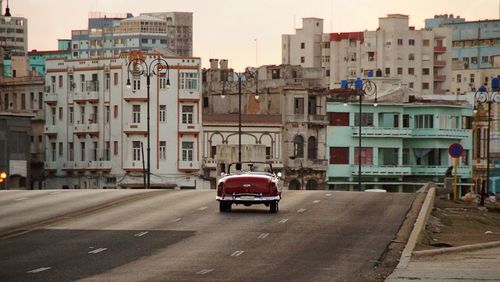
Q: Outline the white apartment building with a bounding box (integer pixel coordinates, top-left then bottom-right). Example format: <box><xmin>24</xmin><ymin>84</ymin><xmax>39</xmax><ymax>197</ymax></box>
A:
<box><xmin>283</xmin><ymin>15</ymin><xmax>453</xmax><ymax>95</ymax></box>
<box><xmin>43</xmin><ymin>52</ymin><xmax>203</xmax><ymax>189</ymax></box>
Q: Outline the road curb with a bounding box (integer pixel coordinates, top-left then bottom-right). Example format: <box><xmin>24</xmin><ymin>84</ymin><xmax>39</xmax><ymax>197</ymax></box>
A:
<box><xmin>413</xmin><ymin>240</ymin><xmax>500</xmax><ymax>258</ymax></box>
<box><xmin>395</xmin><ymin>184</ymin><xmax>436</xmax><ymax>269</ymax></box>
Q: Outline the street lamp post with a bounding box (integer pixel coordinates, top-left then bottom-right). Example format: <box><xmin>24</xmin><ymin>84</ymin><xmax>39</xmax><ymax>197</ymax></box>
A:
<box><xmin>126</xmin><ymin>51</ymin><xmax>170</xmax><ymax>189</ymax></box>
<box><xmin>473</xmin><ymin>84</ymin><xmax>500</xmax><ymax>206</ymax></box>
<box><xmin>341</xmin><ymin>77</ymin><xmax>377</xmax><ymax>191</ymax></box>
<box><xmin>221</xmin><ymin>69</ymin><xmax>259</xmax><ymax>163</ymax></box>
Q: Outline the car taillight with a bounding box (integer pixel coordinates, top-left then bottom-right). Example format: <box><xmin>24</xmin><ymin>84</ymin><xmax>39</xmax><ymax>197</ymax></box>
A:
<box><xmin>217</xmin><ymin>183</ymin><xmax>224</xmax><ymax>196</ymax></box>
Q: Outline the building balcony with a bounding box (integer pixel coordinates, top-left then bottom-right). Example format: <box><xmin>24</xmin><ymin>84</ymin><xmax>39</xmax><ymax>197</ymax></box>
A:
<box><xmin>73</xmin><ymin>90</ymin><xmax>99</xmax><ymax>103</ymax></box>
<box><xmin>203</xmin><ymin>158</ymin><xmax>217</xmax><ymax>169</ymax></box>
<box><xmin>286</xmin><ymin>114</ymin><xmax>306</xmax><ymax>123</ymax></box>
<box><xmin>179</xmin><ymin>160</ymin><xmax>201</xmax><ymax>171</ymax></box>
<box><xmin>351</xmin><ymin>165</ymin><xmax>412</xmax><ymax>176</ymax></box>
<box><xmin>44</xmin><ymin>162</ymin><xmax>58</xmax><ymax>171</ymax></box>
<box><xmin>123</xmin><ymin>91</ymin><xmax>148</xmax><ymax>102</ymax></box>
<box><xmin>434</xmin><ymin>46</ymin><xmax>447</xmax><ymax>53</ymax></box>
<box><xmin>124</xmin><ymin>122</ymin><xmax>148</xmax><ymax>135</ymax></box>
<box><xmin>411</xmin><ymin>128</ymin><xmax>470</xmax><ymax>139</ymax></box>
<box><xmin>179</xmin><ymin>89</ymin><xmax>201</xmax><ymax>100</ymax></box>
<box><xmin>44</xmin><ymin>125</ymin><xmax>58</xmax><ymax>137</ymax></box>
<box><xmin>434</xmin><ymin>60</ymin><xmax>446</xmax><ymax>67</ymax></box>
<box><xmin>88</xmin><ymin>160</ymin><xmax>112</xmax><ymax>171</ymax></box>
<box><xmin>44</xmin><ymin>92</ymin><xmax>58</xmax><ymax>105</ymax></box>
<box><xmin>308</xmin><ymin>114</ymin><xmax>329</xmax><ymax>126</ymax></box>
<box><xmin>305</xmin><ymin>159</ymin><xmax>328</xmax><ymax>170</ymax></box>
<box><xmin>73</xmin><ymin>123</ymin><xmax>99</xmax><ymax>137</ymax></box>
<box><xmin>412</xmin><ymin>165</ymin><xmax>471</xmax><ymax>176</ymax></box>
<box><xmin>123</xmin><ymin>160</ymin><xmax>145</xmax><ymax>172</ymax></box>
<box><xmin>179</xmin><ymin>123</ymin><xmax>201</xmax><ymax>133</ymax></box>
<box><xmin>352</xmin><ymin>126</ymin><xmax>412</xmax><ymax>138</ymax></box>
<box><xmin>434</xmin><ymin>75</ymin><xmax>447</xmax><ymax>82</ymax></box>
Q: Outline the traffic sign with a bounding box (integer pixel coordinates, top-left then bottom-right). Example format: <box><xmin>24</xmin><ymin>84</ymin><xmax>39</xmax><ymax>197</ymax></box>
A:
<box><xmin>448</xmin><ymin>143</ymin><xmax>464</xmax><ymax>158</ymax></box>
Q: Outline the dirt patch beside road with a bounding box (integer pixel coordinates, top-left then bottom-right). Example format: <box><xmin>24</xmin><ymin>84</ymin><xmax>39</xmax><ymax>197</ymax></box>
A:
<box><xmin>417</xmin><ymin>198</ymin><xmax>500</xmax><ymax>250</ymax></box>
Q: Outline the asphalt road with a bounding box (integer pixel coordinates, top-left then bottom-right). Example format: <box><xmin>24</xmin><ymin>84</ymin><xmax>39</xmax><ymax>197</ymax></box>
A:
<box><xmin>0</xmin><ymin>190</ymin><xmax>415</xmax><ymax>282</ymax></box>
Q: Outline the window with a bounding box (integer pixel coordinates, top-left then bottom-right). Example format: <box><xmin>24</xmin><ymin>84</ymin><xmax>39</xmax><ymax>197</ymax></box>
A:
<box><xmin>114</xmin><ymin>105</ymin><xmax>118</xmax><ymax>118</ymax></box>
<box><xmin>293</xmin><ymin>135</ymin><xmax>304</xmax><ymax>158</ymax></box>
<box><xmin>354</xmin><ymin>113</ymin><xmax>374</xmax><ymax>126</ymax></box>
<box><xmin>457</xmin><ymin>74</ymin><xmax>462</xmax><ymax>83</ymax></box>
<box><xmin>59</xmin><ymin>107</ymin><xmax>63</xmax><ymax>120</ymax></box>
<box><xmin>105</xmin><ymin>106</ymin><xmax>110</xmax><ymax>123</ymax></box>
<box><xmin>307</xmin><ymin>136</ymin><xmax>317</xmax><ymax>160</ymax></box>
<box><xmin>80</xmin><ymin>142</ymin><xmax>86</xmax><ymax>161</ymax></box>
<box><xmin>104</xmin><ymin>142</ymin><xmax>110</xmax><ymax>161</ymax></box>
<box><xmin>80</xmin><ymin>105</ymin><xmax>85</xmax><ymax>124</ymax></box>
<box><xmin>51</xmin><ymin>142</ymin><xmax>56</xmax><ymax>161</ymax></box>
<box><xmin>38</xmin><ymin>92</ymin><xmax>43</xmax><ymax>110</ymax></box>
<box><xmin>329</xmin><ymin>147</ymin><xmax>349</xmax><ymax>164</ymax></box>
<box><xmin>397</xmin><ymin>39</ymin><xmax>403</xmax><ymax>45</ymax></box>
<box><xmin>354</xmin><ymin>147</ymin><xmax>373</xmax><ymax>165</ymax></box>
<box><xmin>133</xmin><ymin>79</ymin><xmax>141</xmax><ymax>91</ymax></box>
<box><xmin>160</xmin><ymin>105</ymin><xmax>166</xmax><ymax>122</ymax></box>
<box><xmin>385</xmin><ymin>68</ymin><xmax>390</xmax><ymax>75</ymax></box>
<box><xmin>69</xmin><ymin>107</ymin><xmax>74</xmax><ymax>124</ymax></box>
<box><xmin>159</xmin><ymin>141</ymin><xmax>166</xmax><ymax>160</ymax></box>
<box><xmin>133</xmin><ymin>141</ymin><xmax>141</xmax><ymax>161</ymax></box>
<box><xmin>159</xmin><ymin>73</ymin><xmax>167</xmax><ymax>89</ymax></box>
<box><xmin>409</xmin><ymin>82</ymin><xmax>414</xmax><ymax>89</ymax></box>
<box><xmin>462</xmin><ymin>116</ymin><xmax>472</xmax><ymax>129</ymax></box>
<box><xmin>92</xmin><ymin>142</ymin><xmax>98</xmax><ymax>161</ymax></box>
<box><xmin>300</xmin><ymin>42</ymin><xmax>305</xmax><ymax>49</ymax></box>
<box><xmin>481</xmin><ymin>56</ymin><xmax>489</xmax><ymax>63</ymax></box>
<box><xmin>300</xmin><ymin>57</ymin><xmax>305</xmax><ymax>63</ymax></box>
<box><xmin>422</xmin><ymin>68</ymin><xmax>430</xmax><ymax>75</ymax></box>
<box><xmin>114</xmin><ymin>141</ymin><xmax>118</xmax><ymax>155</ymax></box>
<box><xmin>113</xmin><ymin>73</ymin><xmax>118</xmax><ymax>85</ymax></box>
<box><xmin>91</xmin><ymin>106</ymin><xmax>98</xmax><ymax>124</ymax></box>
<box><xmin>422</xmin><ymin>82</ymin><xmax>430</xmax><ymax>90</ymax></box>
<box><xmin>408</xmin><ymin>53</ymin><xmax>415</xmax><ymax>61</ymax></box>
<box><xmin>397</xmin><ymin>67</ymin><xmax>403</xmax><ymax>75</ymax></box>
<box><xmin>182</xmin><ymin>141</ymin><xmax>194</xmax><ymax>161</ymax></box>
<box><xmin>51</xmin><ymin>107</ymin><xmax>56</xmax><ymax>125</ymax></box>
<box><xmin>68</xmin><ymin>142</ymin><xmax>74</xmax><ymax>161</ymax></box>
<box><xmin>423</xmin><ymin>39</ymin><xmax>430</xmax><ymax>47</ymax></box>
<box><xmin>182</xmin><ymin>105</ymin><xmax>194</xmax><ymax>124</ymax></box>
<box><xmin>58</xmin><ymin>75</ymin><xmax>63</xmax><ymax>88</ymax></box>
<box><xmin>415</xmin><ymin>114</ymin><xmax>434</xmax><ymax>128</ymax></box>
<box><xmin>132</xmin><ymin>105</ymin><xmax>141</xmax><ymax>123</ymax></box>
<box><xmin>180</xmin><ymin>72</ymin><xmax>198</xmax><ymax>90</ymax></box>
<box><xmin>409</xmin><ymin>39</ymin><xmax>415</xmax><ymax>46</ymax></box>
<box><xmin>368</xmin><ymin>51</ymin><xmax>375</xmax><ymax>61</ymax></box>
<box><xmin>105</xmin><ymin>73</ymin><xmax>110</xmax><ymax>90</ymax></box>
<box><xmin>30</xmin><ymin>92</ymin><xmax>34</xmax><ymax>109</ymax></box>
<box><xmin>408</xmin><ymin>68</ymin><xmax>414</xmax><ymax>75</ymax></box>
<box><xmin>294</xmin><ymin>97</ymin><xmax>304</xmax><ymax>114</ymax></box>
<box><xmin>80</xmin><ymin>74</ymin><xmax>85</xmax><ymax>92</ymax></box>
<box><xmin>471</xmin><ymin>57</ymin><xmax>478</xmax><ymax>64</ymax></box>
<box><xmin>403</xmin><ymin>114</ymin><xmax>410</xmax><ymax>128</ymax></box>
<box><xmin>470</xmin><ymin>73</ymin><xmax>475</xmax><ymax>83</ymax></box>
<box><xmin>21</xmin><ymin>93</ymin><xmax>26</xmax><ymax>110</ymax></box>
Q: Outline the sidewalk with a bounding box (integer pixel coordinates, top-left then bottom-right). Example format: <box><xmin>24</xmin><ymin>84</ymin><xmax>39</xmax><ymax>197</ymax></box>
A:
<box><xmin>387</xmin><ymin>243</ymin><xmax>500</xmax><ymax>281</ymax></box>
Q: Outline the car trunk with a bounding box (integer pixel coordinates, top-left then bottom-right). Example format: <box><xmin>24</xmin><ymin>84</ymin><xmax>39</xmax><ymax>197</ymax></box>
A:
<box><xmin>223</xmin><ymin>175</ymin><xmax>271</xmax><ymax>195</ymax></box>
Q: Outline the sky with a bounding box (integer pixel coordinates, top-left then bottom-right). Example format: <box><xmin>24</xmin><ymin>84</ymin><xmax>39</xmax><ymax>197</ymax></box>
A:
<box><xmin>10</xmin><ymin>0</ymin><xmax>500</xmax><ymax>71</ymax></box>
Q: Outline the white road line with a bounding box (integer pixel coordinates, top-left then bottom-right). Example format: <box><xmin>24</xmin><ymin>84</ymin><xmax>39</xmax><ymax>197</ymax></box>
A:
<box><xmin>134</xmin><ymin>231</ymin><xmax>148</xmax><ymax>237</ymax></box>
<box><xmin>88</xmin><ymin>248</ymin><xmax>107</xmax><ymax>254</ymax></box>
<box><xmin>15</xmin><ymin>197</ymin><xmax>28</xmax><ymax>201</ymax></box>
<box><xmin>278</xmin><ymin>219</ymin><xmax>288</xmax><ymax>224</ymax></box>
<box><xmin>297</xmin><ymin>208</ymin><xmax>307</xmax><ymax>213</ymax></box>
<box><xmin>196</xmin><ymin>268</ymin><xmax>214</xmax><ymax>275</ymax></box>
<box><xmin>325</xmin><ymin>193</ymin><xmax>332</xmax><ymax>197</ymax></box>
<box><xmin>173</xmin><ymin>218</ymin><xmax>182</xmax><ymax>222</ymax></box>
<box><xmin>230</xmin><ymin>250</ymin><xmax>245</xmax><ymax>257</ymax></box>
<box><xmin>198</xmin><ymin>206</ymin><xmax>207</xmax><ymax>211</ymax></box>
<box><xmin>313</xmin><ymin>200</ymin><xmax>321</xmax><ymax>204</ymax></box>
<box><xmin>27</xmin><ymin>267</ymin><xmax>51</xmax><ymax>273</ymax></box>
<box><xmin>49</xmin><ymin>191</ymin><xmax>61</xmax><ymax>195</ymax></box>
<box><xmin>258</xmin><ymin>233</ymin><xmax>269</xmax><ymax>239</ymax></box>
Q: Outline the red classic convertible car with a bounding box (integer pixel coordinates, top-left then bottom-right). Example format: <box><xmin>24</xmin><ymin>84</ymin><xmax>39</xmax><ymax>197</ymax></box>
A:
<box><xmin>216</xmin><ymin>162</ymin><xmax>282</xmax><ymax>213</ymax></box>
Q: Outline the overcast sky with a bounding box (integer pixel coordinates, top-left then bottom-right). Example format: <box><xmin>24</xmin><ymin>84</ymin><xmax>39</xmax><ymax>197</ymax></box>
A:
<box><xmin>11</xmin><ymin>0</ymin><xmax>499</xmax><ymax>71</ymax></box>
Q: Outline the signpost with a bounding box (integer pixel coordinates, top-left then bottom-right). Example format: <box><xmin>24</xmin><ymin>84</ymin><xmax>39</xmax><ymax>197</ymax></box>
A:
<box><xmin>448</xmin><ymin>143</ymin><xmax>464</xmax><ymax>200</ymax></box>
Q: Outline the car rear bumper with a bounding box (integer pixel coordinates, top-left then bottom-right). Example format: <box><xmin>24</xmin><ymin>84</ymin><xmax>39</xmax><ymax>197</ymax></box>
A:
<box><xmin>216</xmin><ymin>195</ymin><xmax>281</xmax><ymax>202</ymax></box>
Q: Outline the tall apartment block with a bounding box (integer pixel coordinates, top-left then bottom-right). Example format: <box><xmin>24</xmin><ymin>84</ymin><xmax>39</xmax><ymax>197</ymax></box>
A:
<box><xmin>0</xmin><ymin>12</ymin><xmax>27</xmax><ymax>59</ymax></box>
<box><xmin>43</xmin><ymin>52</ymin><xmax>202</xmax><ymax>189</ymax></box>
<box><xmin>71</xmin><ymin>12</ymin><xmax>192</xmax><ymax>59</ymax></box>
<box><xmin>283</xmin><ymin>14</ymin><xmax>453</xmax><ymax>95</ymax></box>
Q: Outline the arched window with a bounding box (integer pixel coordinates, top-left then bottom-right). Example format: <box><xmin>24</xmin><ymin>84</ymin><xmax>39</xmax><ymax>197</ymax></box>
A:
<box><xmin>307</xmin><ymin>136</ymin><xmax>317</xmax><ymax>160</ymax></box>
<box><xmin>289</xmin><ymin>179</ymin><xmax>301</xmax><ymax>190</ymax></box>
<box><xmin>293</xmin><ymin>135</ymin><xmax>304</xmax><ymax>158</ymax></box>
<box><xmin>306</xmin><ymin>180</ymin><xmax>318</xmax><ymax>190</ymax></box>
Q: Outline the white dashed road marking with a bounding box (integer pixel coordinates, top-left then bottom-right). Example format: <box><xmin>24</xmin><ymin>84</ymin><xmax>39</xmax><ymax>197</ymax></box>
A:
<box><xmin>88</xmin><ymin>248</ymin><xmax>107</xmax><ymax>254</ymax></box>
<box><xmin>297</xmin><ymin>208</ymin><xmax>307</xmax><ymax>213</ymax></box>
<box><xmin>49</xmin><ymin>191</ymin><xmax>61</xmax><ymax>195</ymax></box>
<box><xmin>325</xmin><ymin>193</ymin><xmax>332</xmax><ymax>197</ymax></box>
<box><xmin>27</xmin><ymin>267</ymin><xmax>51</xmax><ymax>273</ymax></box>
<box><xmin>15</xmin><ymin>197</ymin><xmax>28</xmax><ymax>201</ymax></box>
<box><xmin>173</xmin><ymin>218</ymin><xmax>182</xmax><ymax>222</ymax></box>
<box><xmin>230</xmin><ymin>250</ymin><xmax>245</xmax><ymax>257</ymax></box>
<box><xmin>134</xmin><ymin>231</ymin><xmax>148</xmax><ymax>237</ymax></box>
<box><xmin>279</xmin><ymin>219</ymin><xmax>288</xmax><ymax>224</ymax></box>
<box><xmin>196</xmin><ymin>268</ymin><xmax>214</xmax><ymax>275</ymax></box>
<box><xmin>258</xmin><ymin>233</ymin><xmax>269</xmax><ymax>239</ymax></box>
<box><xmin>198</xmin><ymin>206</ymin><xmax>207</xmax><ymax>211</ymax></box>
<box><xmin>313</xmin><ymin>200</ymin><xmax>321</xmax><ymax>204</ymax></box>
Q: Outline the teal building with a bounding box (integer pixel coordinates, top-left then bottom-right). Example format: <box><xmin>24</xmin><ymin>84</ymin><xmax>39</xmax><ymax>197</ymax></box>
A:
<box><xmin>326</xmin><ymin>100</ymin><xmax>473</xmax><ymax>192</ymax></box>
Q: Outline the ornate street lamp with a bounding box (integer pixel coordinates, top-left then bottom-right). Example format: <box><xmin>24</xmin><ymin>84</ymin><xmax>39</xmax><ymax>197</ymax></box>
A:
<box><xmin>126</xmin><ymin>51</ymin><xmax>170</xmax><ymax>189</ymax></box>
<box><xmin>341</xmin><ymin>77</ymin><xmax>378</xmax><ymax>191</ymax></box>
<box><xmin>4</xmin><ymin>0</ymin><xmax>11</xmax><ymax>23</ymax></box>
<box><xmin>473</xmin><ymin>82</ymin><xmax>500</xmax><ymax>206</ymax></box>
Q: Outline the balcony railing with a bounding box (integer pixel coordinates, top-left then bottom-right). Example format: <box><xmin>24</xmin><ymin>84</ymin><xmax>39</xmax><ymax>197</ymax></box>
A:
<box><xmin>45</xmin><ymin>162</ymin><xmax>58</xmax><ymax>170</ymax></box>
<box><xmin>412</xmin><ymin>128</ymin><xmax>470</xmax><ymax>138</ymax></box>
<box><xmin>73</xmin><ymin>90</ymin><xmax>99</xmax><ymax>103</ymax></box>
<box><xmin>308</xmin><ymin>114</ymin><xmax>329</xmax><ymax>125</ymax></box>
<box><xmin>351</xmin><ymin>165</ymin><xmax>412</xmax><ymax>175</ymax></box>
<box><xmin>434</xmin><ymin>75</ymin><xmax>447</xmax><ymax>82</ymax></box>
<box><xmin>179</xmin><ymin>123</ymin><xmax>201</xmax><ymax>133</ymax></box>
<box><xmin>44</xmin><ymin>92</ymin><xmax>58</xmax><ymax>104</ymax></box>
<box><xmin>179</xmin><ymin>89</ymin><xmax>201</xmax><ymax>100</ymax></box>
<box><xmin>352</xmin><ymin>126</ymin><xmax>412</xmax><ymax>137</ymax></box>
<box><xmin>434</xmin><ymin>46</ymin><xmax>447</xmax><ymax>52</ymax></box>
<box><xmin>124</xmin><ymin>122</ymin><xmax>147</xmax><ymax>135</ymax></box>
<box><xmin>179</xmin><ymin>160</ymin><xmax>201</xmax><ymax>170</ymax></box>
<box><xmin>44</xmin><ymin>125</ymin><xmax>58</xmax><ymax>136</ymax></box>
<box><xmin>73</xmin><ymin>123</ymin><xmax>99</xmax><ymax>135</ymax></box>
<box><xmin>434</xmin><ymin>60</ymin><xmax>446</xmax><ymax>67</ymax></box>
<box><xmin>412</xmin><ymin>165</ymin><xmax>471</xmax><ymax>176</ymax></box>
<box><xmin>203</xmin><ymin>158</ymin><xmax>217</xmax><ymax>169</ymax></box>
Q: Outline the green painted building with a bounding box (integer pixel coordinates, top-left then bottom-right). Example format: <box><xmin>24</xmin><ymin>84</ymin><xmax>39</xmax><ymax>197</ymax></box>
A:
<box><xmin>326</xmin><ymin>100</ymin><xmax>473</xmax><ymax>192</ymax></box>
